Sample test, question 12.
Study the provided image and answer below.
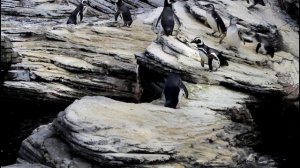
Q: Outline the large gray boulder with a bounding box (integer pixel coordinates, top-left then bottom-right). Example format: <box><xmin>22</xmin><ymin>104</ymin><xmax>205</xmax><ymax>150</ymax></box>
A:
<box><xmin>17</xmin><ymin>85</ymin><xmax>276</xmax><ymax>167</ymax></box>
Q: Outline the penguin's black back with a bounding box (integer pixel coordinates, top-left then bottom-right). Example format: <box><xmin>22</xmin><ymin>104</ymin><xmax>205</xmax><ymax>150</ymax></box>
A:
<box><xmin>161</xmin><ymin>7</ymin><xmax>175</xmax><ymax>36</ymax></box>
<box><xmin>212</xmin><ymin>10</ymin><xmax>226</xmax><ymax>33</ymax></box>
<box><xmin>67</xmin><ymin>4</ymin><xmax>84</xmax><ymax>24</ymax></box>
<box><xmin>164</xmin><ymin>73</ymin><xmax>181</xmax><ymax>108</ymax></box>
<box><xmin>254</xmin><ymin>0</ymin><xmax>265</xmax><ymax>6</ymax></box>
<box><xmin>118</xmin><ymin>3</ymin><xmax>132</xmax><ymax>22</ymax></box>
<box><xmin>208</xmin><ymin>48</ymin><xmax>228</xmax><ymax>66</ymax></box>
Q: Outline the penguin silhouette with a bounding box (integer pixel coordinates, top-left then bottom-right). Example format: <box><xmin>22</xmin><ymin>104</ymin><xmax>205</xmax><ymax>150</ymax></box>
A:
<box><xmin>67</xmin><ymin>0</ymin><xmax>88</xmax><ymax>25</ymax></box>
<box><xmin>204</xmin><ymin>3</ymin><xmax>227</xmax><ymax>40</ymax></box>
<box><xmin>156</xmin><ymin>0</ymin><xmax>181</xmax><ymax>36</ymax></box>
<box><xmin>220</xmin><ymin>17</ymin><xmax>245</xmax><ymax>50</ymax></box>
<box><xmin>164</xmin><ymin>73</ymin><xmax>188</xmax><ymax>109</ymax></box>
<box><xmin>114</xmin><ymin>0</ymin><xmax>133</xmax><ymax>27</ymax></box>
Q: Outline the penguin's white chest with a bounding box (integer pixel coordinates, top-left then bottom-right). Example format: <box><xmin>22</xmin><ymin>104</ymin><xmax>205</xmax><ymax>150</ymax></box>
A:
<box><xmin>198</xmin><ymin>49</ymin><xmax>208</xmax><ymax>62</ymax></box>
<box><xmin>177</xmin><ymin>88</ymin><xmax>185</xmax><ymax>105</ymax></box>
<box><xmin>206</xmin><ymin>12</ymin><xmax>218</xmax><ymax>32</ymax></box>
<box><xmin>211</xmin><ymin>59</ymin><xmax>220</xmax><ymax>70</ymax></box>
<box><xmin>258</xmin><ymin>43</ymin><xmax>268</xmax><ymax>54</ymax></box>
<box><xmin>226</xmin><ymin>25</ymin><xmax>240</xmax><ymax>48</ymax></box>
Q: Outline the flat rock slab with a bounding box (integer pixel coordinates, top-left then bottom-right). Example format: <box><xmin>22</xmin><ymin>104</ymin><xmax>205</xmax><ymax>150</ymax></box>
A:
<box><xmin>52</xmin><ymin>84</ymin><xmax>254</xmax><ymax>166</ymax></box>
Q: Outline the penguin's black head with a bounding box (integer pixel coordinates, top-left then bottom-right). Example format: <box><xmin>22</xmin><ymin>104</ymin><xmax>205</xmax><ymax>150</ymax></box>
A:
<box><xmin>191</xmin><ymin>37</ymin><xmax>204</xmax><ymax>46</ymax></box>
<box><xmin>204</xmin><ymin>3</ymin><xmax>214</xmax><ymax>11</ymax></box>
<box><xmin>229</xmin><ymin>16</ymin><xmax>238</xmax><ymax>25</ymax></box>
<box><xmin>165</xmin><ymin>0</ymin><xmax>176</xmax><ymax>6</ymax></box>
<box><xmin>268</xmin><ymin>24</ymin><xmax>278</xmax><ymax>34</ymax></box>
<box><xmin>81</xmin><ymin>0</ymin><xmax>88</xmax><ymax>5</ymax></box>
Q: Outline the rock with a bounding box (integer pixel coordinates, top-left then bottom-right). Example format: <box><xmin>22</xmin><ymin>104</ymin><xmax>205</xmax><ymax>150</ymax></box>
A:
<box><xmin>136</xmin><ymin>0</ymin><xmax>299</xmax><ymax>96</ymax></box>
<box><xmin>1</xmin><ymin>0</ymin><xmax>156</xmax><ymax>103</ymax></box>
<box><xmin>16</xmin><ymin>84</ymin><xmax>278</xmax><ymax>167</ymax></box>
<box><xmin>2</xmin><ymin>162</ymin><xmax>50</xmax><ymax>168</ymax></box>
<box><xmin>1</xmin><ymin>0</ymin><xmax>298</xmax><ymax>167</ymax></box>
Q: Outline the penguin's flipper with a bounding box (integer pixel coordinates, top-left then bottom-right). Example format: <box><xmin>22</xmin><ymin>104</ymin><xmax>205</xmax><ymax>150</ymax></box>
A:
<box><xmin>155</xmin><ymin>14</ymin><xmax>162</xmax><ymax>28</ymax></box>
<box><xmin>180</xmin><ymin>81</ymin><xmax>189</xmax><ymax>99</ymax></box>
<box><xmin>256</xmin><ymin>43</ymin><xmax>261</xmax><ymax>53</ymax></box>
<box><xmin>174</xmin><ymin>13</ymin><xmax>182</xmax><ymax>27</ymax></box>
<box><xmin>213</xmin><ymin>12</ymin><xmax>226</xmax><ymax>34</ymax></box>
<box><xmin>80</xmin><ymin>10</ymin><xmax>84</xmax><ymax>22</ymax></box>
<box><xmin>201</xmin><ymin>59</ymin><xmax>205</xmax><ymax>67</ymax></box>
<box><xmin>219</xmin><ymin>34</ymin><xmax>226</xmax><ymax>44</ymax></box>
<box><xmin>239</xmin><ymin>31</ymin><xmax>245</xmax><ymax>45</ymax></box>
<box><xmin>208</xmin><ymin>55</ymin><xmax>213</xmax><ymax>71</ymax></box>
<box><xmin>76</xmin><ymin>12</ymin><xmax>81</xmax><ymax>24</ymax></box>
<box><xmin>114</xmin><ymin>10</ymin><xmax>121</xmax><ymax>21</ymax></box>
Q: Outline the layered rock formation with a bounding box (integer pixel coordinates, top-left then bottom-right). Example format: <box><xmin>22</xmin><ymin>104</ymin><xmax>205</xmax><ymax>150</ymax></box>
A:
<box><xmin>1</xmin><ymin>0</ymin><xmax>299</xmax><ymax>167</ymax></box>
<box><xmin>16</xmin><ymin>90</ymin><xmax>277</xmax><ymax>167</ymax></box>
<box><xmin>1</xmin><ymin>0</ymin><xmax>156</xmax><ymax>103</ymax></box>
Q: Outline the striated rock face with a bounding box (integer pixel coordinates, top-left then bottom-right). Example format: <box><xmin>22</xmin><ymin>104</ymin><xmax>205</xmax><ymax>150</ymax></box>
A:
<box><xmin>1</xmin><ymin>0</ymin><xmax>298</xmax><ymax>167</ymax></box>
<box><xmin>1</xmin><ymin>0</ymin><xmax>156</xmax><ymax>103</ymax></box>
<box><xmin>137</xmin><ymin>0</ymin><xmax>299</xmax><ymax>98</ymax></box>
<box><xmin>17</xmin><ymin>89</ymin><xmax>277</xmax><ymax>167</ymax></box>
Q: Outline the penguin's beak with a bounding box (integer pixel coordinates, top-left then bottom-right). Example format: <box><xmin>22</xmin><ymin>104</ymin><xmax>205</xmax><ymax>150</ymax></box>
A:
<box><xmin>190</xmin><ymin>40</ymin><xmax>196</xmax><ymax>43</ymax></box>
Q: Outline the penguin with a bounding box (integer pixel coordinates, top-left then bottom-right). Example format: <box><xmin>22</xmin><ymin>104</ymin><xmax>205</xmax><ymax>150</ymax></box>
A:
<box><xmin>191</xmin><ymin>37</ymin><xmax>229</xmax><ymax>71</ymax></box>
<box><xmin>267</xmin><ymin>24</ymin><xmax>284</xmax><ymax>52</ymax></box>
<box><xmin>246</xmin><ymin>0</ymin><xmax>266</xmax><ymax>9</ymax></box>
<box><xmin>67</xmin><ymin>0</ymin><xmax>88</xmax><ymax>25</ymax></box>
<box><xmin>114</xmin><ymin>0</ymin><xmax>133</xmax><ymax>27</ymax></box>
<box><xmin>164</xmin><ymin>73</ymin><xmax>188</xmax><ymax>109</ymax></box>
<box><xmin>156</xmin><ymin>0</ymin><xmax>181</xmax><ymax>36</ymax></box>
<box><xmin>252</xmin><ymin>32</ymin><xmax>275</xmax><ymax>58</ymax></box>
<box><xmin>220</xmin><ymin>17</ymin><xmax>245</xmax><ymax>50</ymax></box>
<box><xmin>204</xmin><ymin>3</ymin><xmax>227</xmax><ymax>39</ymax></box>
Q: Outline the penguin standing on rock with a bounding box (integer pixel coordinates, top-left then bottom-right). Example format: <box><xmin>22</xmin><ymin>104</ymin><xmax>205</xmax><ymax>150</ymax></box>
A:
<box><xmin>114</xmin><ymin>0</ymin><xmax>133</xmax><ymax>27</ymax></box>
<box><xmin>67</xmin><ymin>0</ymin><xmax>88</xmax><ymax>25</ymax></box>
<box><xmin>191</xmin><ymin>37</ymin><xmax>228</xmax><ymax>71</ymax></box>
<box><xmin>156</xmin><ymin>0</ymin><xmax>181</xmax><ymax>36</ymax></box>
<box><xmin>252</xmin><ymin>32</ymin><xmax>275</xmax><ymax>58</ymax></box>
<box><xmin>220</xmin><ymin>17</ymin><xmax>245</xmax><ymax>50</ymax></box>
<box><xmin>204</xmin><ymin>4</ymin><xmax>226</xmax><ymax>39</ymax></box>
<box><xmin>164</xmin><ymin>73</ymin><xmax>188</xmax><ymax>109</ymax></box>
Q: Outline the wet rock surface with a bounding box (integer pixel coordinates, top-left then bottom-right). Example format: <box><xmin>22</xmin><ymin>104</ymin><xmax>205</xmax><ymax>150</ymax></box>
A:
<box><xmin>1</xmin><ymin>0</ymin><xmax>299</xmax><ymax>167</ymax></box>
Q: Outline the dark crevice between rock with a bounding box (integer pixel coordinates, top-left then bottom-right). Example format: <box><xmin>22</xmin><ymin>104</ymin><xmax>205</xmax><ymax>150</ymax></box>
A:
<box><xmin>235</xmin><ymin>95</ymin><xmax>299</xmax><ymax>168</ymax></box>
<box><xmin>0</xmin><ymin>94</ymin><xmax>68</xmax><ymax>166</ymax></box>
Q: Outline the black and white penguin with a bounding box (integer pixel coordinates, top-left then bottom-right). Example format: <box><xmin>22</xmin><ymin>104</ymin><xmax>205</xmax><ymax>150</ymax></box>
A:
<box><xmin>252</xmin><ymin>32</ymin><xmax>275</xmax><ymax>58</ymax></box>
<box><xmin>220</xmin><ymin>17</ymin><xmax>245</xmax><ymax>50</ymax></box>
<box><xmin>114</xmin><ymin>0</ymin><xmax>133</xmax><ymax>27</ymax></box>
<box><xmin>191</xmin><ymin>37</ymin><xmax>228</xmax><ymax>71</ymax></box>
<box><xmin>164</xmin><ymin>73</ymin><xmax>188</xmax><ymax>109</ymax></box>
<box><xmin>156</xmin><ymin>0</ymin><xmax>181</xmax><ymax>36</ymax></box>
<box><xmin>246</xmin><ymin>0</ymin><xmax>266</xmax><ymax>9</ymax></box>
<box><xmin>67</xmin><ymin>0</ymin><xmax>88</xmax><ymax>25</ymax></box>
<box><xmin>204</xmin><ymin>4</ymin><xmax>227</xmax><ymax>39</ymax></box>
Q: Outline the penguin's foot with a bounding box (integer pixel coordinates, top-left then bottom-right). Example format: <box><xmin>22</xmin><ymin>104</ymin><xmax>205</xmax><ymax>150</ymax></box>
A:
<box><xmin>227</xmin><ymin>47</ymin><xmax>239</xmax><ymax>53</ymax></box>
<box><xmin>207</xmin><ymin>32</ymin><xmax>218</xmax><ymax>37</ymax></box>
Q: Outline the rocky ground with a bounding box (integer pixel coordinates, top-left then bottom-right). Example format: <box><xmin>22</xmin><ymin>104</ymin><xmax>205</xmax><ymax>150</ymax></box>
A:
<box><xmin>1</xmin><ymin>0</ymin><xmax>299</xmax><ymax>167</ymax></box>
